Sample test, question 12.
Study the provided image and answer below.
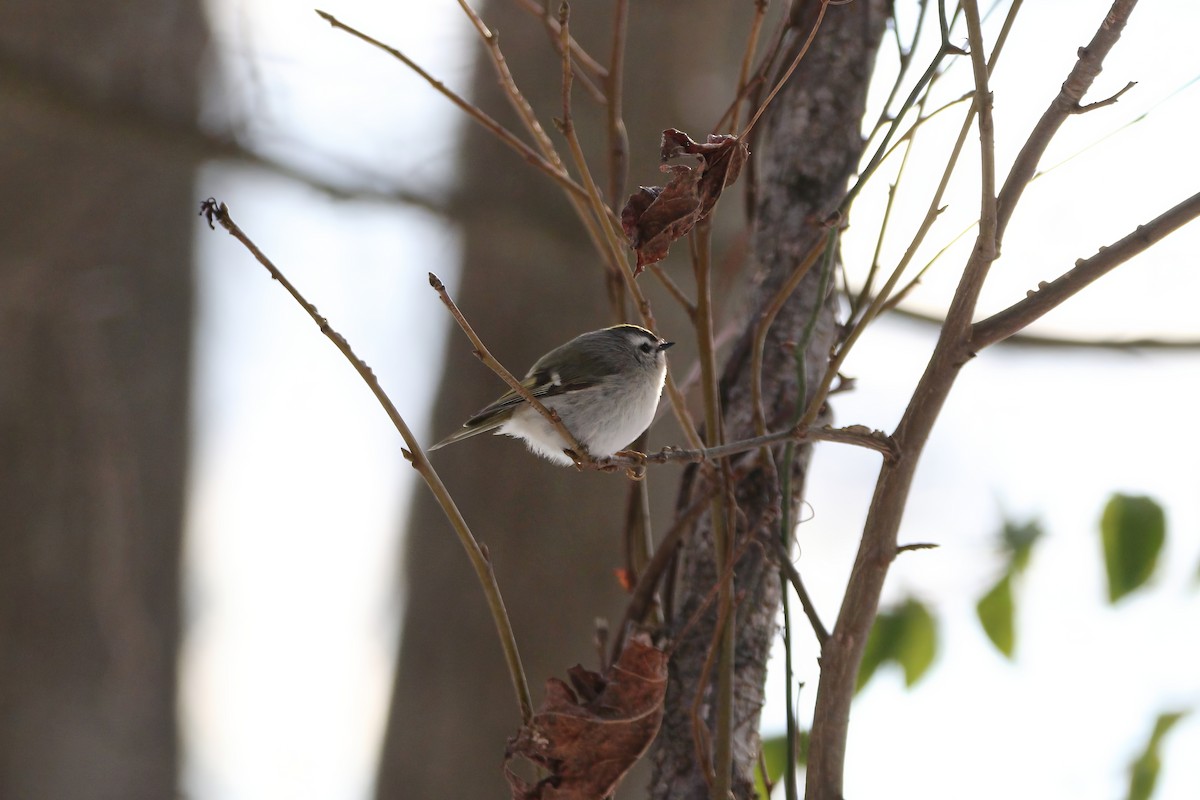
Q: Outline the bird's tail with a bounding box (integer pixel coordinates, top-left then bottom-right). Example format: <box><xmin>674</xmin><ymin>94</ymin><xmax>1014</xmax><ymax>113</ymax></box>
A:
<box><xmin>426</xmin><ymin>417</ymin><xmax>507</xmax><ymax>452</ymax></box>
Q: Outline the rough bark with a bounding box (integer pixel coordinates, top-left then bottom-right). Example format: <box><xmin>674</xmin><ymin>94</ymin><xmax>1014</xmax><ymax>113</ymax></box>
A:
<box><xmin>649</xmin><ymin>2</ymin><xmax>889</xmax><ymax>797</ymax></box>
<box><xmin>0</xmin><ymin>1</ymin><xmax>206</xmax><ymax>797</ymax></box>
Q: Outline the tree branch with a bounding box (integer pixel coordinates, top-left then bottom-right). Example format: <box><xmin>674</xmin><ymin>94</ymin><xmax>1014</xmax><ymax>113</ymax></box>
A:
<box><xmin>889</xmin><ymin>304</ymin><xmax>1200</xmax><ymax>350</ymax></box>
<box><xmin>200</xmin><ymin>199</ymin><xmax>534</xmax><ymax>723</ymax></box>
<box><xmin>804</xmin><ymin>3</ymin><xmax>1142</xmax><ymax>798</ymax></box>
<box><xmin>578</xmin><ymin>424</ymin><xmax>898</xmax><ymax>472</ymax></box>
<box><xmin>971</xmin><ymin>189</ymin><xmax>1200</xmax><ymax>349</ymax></box>
<box><xmin>771</xmin><ymin>535</ymin><xmax>829</xmax><ymax>645</ymax></box>
<box><xmin>315</xmin><ymin>10</ymin><xmax>592</xmax><ymax>204</ymax></box>
<box><xmin>995</xmin><ymin>0</ymin><xmax>1139</xmax><ymax>241</ymax></box>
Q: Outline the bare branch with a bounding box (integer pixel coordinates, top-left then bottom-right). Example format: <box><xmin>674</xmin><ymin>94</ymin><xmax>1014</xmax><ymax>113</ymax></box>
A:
<box><xmin>741</xmin><ymin>0</ymin><xmax>831</xmax><ymax>139</ymax></box>
<box><xmin>200</xmin><ymin>199</ymin><xmax>533</xmax><ymax>723</ymax></box>
<box><xmin>512</xmin><ymin>0</ymin><xmax>610</xmax><ymax>88</ymax></box>
<box><xmin>315</xmin><ymin>10</ymin><xmax>591</xmax><ymax>204</ymax></box>
<box><xmin>995</xmin><ymin>0</ymin><xmax>1139</xmax><ymax>241</ymax></box>
<box><xmin>888</xmin><ymin>303</ymin><xmax>1200</xmax><ymax>350</ymax></box>
<box><xmin>751</xmin><ymin>233</ymin><xmax>831</xmax><ymax>436</ymax></box>
<box><xmin>612</xmin><ymin>488</ymin><xmax>715</xmax><ymax>663</ymax></box>
<box><xmin>729</xmin><ymin>0</ymin><xmax>770</xmax><ymax>132</ymax></box>
<box><xmin>797</xmin><ymin>0</ymin><xmax>1027</xmax><ymax>431</ymax></box>
<box><xmin>604</xmin><ymin>0</ymin><xmax>631</xmax><ymax>209</ymax></box>
<box><xmin>454</xmin><ymin>0</ymin><xmax>622</xmax><ymax>319</ymax></box>
<box><xmin>840</xmin><ymin>0</ymin><xmax>966</xmax><ymax>215</ymax></box>
<box><xmin>971</xmin><ymin>190</ymin><xmax>1200</xmax><ymax>349</ymax></box>
<box><xmin>578</xmin><ymin>424</ymin><xmax>899</xmax><ymax>471</ymax></box>
<box><xmin>456</xmin><ymin>0</ymin><xmax>562</xmax><ymax>168</ymax></box>
<box><xmin>805</xmin><ymin>4</ymin><xmax>1143</xmax><ymax>797</ymax></box>
<box><xmin>771</xmin><ymin>536</ymin><xmax>830</xmax><ymax>646</ymax></box>
<box><xmin>1074</xmin><ymin>79</ymin><xmax>1137</xmax><ymax>113</ymax></box>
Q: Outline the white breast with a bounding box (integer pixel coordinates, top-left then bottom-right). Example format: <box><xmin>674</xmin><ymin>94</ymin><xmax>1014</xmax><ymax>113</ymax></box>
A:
<box><xmin>499</xmin><ymin>363</ymin><xmax>667</xmax><ymax>464</ymax></box>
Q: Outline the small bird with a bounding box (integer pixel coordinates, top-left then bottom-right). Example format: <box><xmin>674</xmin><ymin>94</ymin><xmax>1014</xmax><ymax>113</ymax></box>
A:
<box><xmin>429</xmin><ymin>324</ymin><xmax>674</xmax><ymax>465</ymax></box>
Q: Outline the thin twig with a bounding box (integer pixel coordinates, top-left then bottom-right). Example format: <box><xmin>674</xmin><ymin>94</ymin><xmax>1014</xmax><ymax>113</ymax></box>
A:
<box><xmin>730</xmin><ymin>0</ymin><xmax>769</xmax><ymax>132</ymax></box>
<box><xmin>957</xmin><ymin>0</ymin><xmax>1000</xmax><ymax>328</ymax></box>
<box><xmin>512</xmin><ymin>0</ymin><xmax>609</xmax><ymax>83</ymax></box>
<box><xmin>664</xmin><ymin>535</ymin><xmax>765</xmax><ymax>790</ymax></box>
<box><xmin>427</xmin><ymin>272</ymin><xmax>592</xmax><ymax>463</ymax></box>
<box><xmin>883</xmin><ymin>302</ymin><xmax>1200</xmax><ymax>350</ymax></box>
<box><xmin>611</xmin><ymin>487</ymin><xmax>716</xmax><ymax>664</ymax></box>
<box><xmin>750</xmin><ymin>232</ymin><xmax>831</xmax><ymax>437</ymax></box>
<box><xmin>714</xmin><ymin>6</ymin><xmax>792</xmax><ymax>136</ymax></box>
<box><xmin>882</xmin><ymin>220</ymin><xmax>978</xmax><ymax>312</ymax></box>
<box><xmin>772</xmin><ymin>535</ymin><xmax>829</xmax><ymax>645</ymax></box>
<box><xmin>995</xmin><ymin>0</ymin><xmax>1139</xmax><ymax>241</ymax></box>
<box><xmin>604</xmin><ymin>0</ymin><xmax>630</xmax><ymax>210</ymax></box>
<box><xmin>690</xmin><ymin>220</ymin><xmax>736</xmax><ymax>800</ymax></box>
<box><xmin>741</xmin><ymin>0</ymin><xmax>831</xmax><ymax>139</ymax></box>
<box><xmin>199</xmin><ymin>199</ymin><xmax>533</xmax><ymax>723</ymax></box>
<box><xmin>581</xmin><ymin>424</ymin><xmax>898</xmax><ymax>470</ymax></box>
<box><xmin>840</xmin><ymin>0</ymin><xmax>965</xmax><ymax>216</ymax></box>
<box><xmin>864</xmin><ymin>0</ymin><xmax>933</xmax><ymax>142</ymax></box>
<box><xmin>1031</xmin><ymin>72</ymin><xmax>1197</xmax><ymax>183</ymax></box>
<box><xmin>457</xmin><ymin>0</ymin><xmax>559</xmax><ymax>161</ymax></box>
<box><xmin>798</xmin><ymin>0</ymin><xmax>1024</xmax><ymax>431</ymax></box>
<box><xmin>852</xmin><ymin>86</ymin><xmax>977</xmax><ymax>320</ymax></box>
<box><xmin>648</xmin><ymin>263</ymin><xmax>697</xmax><ymax>317</ymax></box>
<box><xmin>454</xmin><ymin>0</ymin><xmax>622</xmax><ymax>320</ymax></box>
<box><xmin>315</xmin><ymin>10</ymin><xmax>590</xmax><ymax>204</ymax></box>
<box><xmin>852</xmin><ymin>176</ymin><xmax>904</xmax><ymax>323</ymax></box>
<box><xmin>555</xmin><ymin>8</ymin><xmax>634</xmax><ymax>283</ymax></box>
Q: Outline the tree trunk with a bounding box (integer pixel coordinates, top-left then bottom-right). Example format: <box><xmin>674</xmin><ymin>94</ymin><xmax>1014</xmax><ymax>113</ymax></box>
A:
<box><xmin>0</xmin><ymin>2</ymin><xmax>205</xmax><ymax>797</ymax></box>
<box><xmin>649</xmin><ymin>2</ymin><xmax>888</xmax><ymax>797</ymax></box>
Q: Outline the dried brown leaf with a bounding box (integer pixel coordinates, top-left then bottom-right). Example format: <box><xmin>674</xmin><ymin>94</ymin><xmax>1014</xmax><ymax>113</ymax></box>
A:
<box><xmin>504</xmin><ymin>633</ymin><xmax>668</xmax><ymax>800</ymax></box>
<box><xmin>620</xmin><ymin>129</ymin><xmax>749</xmax><ymax>273</ymax></box>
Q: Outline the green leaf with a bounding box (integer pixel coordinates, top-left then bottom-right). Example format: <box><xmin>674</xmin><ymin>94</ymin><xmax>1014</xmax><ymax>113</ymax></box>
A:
<box><xmin>1001</xmin><ymin>519</ymin><xmax>1043</xmax><ymax>574</ymax></box>
<box><xmin>856</xmin><ymin>611</ymin><xmax>899</xmax><ymax>692</ymax></box>
<box><xmin>1127</xmin><ymin>710</ymin><xmax>1188</xmax><ymax>800</ymax></box>
<box><xmin>1101</xmin><ymin>494</ymin><xmax>1166</xmax><ymax>603</ymax></box>
<box><xmin>856</xmin><ymin>599</ymin><xmax>937</xmax><ymax>691</ymax></box>
<box><xmin>756</xmin><ymin>734</ymin><xmax>788</xmax><ymax>800</ymax></box>
<box><xmin>976</xmin><ymin>572</ymin><xmax>1015</xmax><ymax>658</ymax></box>
<box><xmin>893</xmin><ymin>598</ymin><xmax>937</xmax><ymax>686</ymax></box>
<box><xmin>795</xmin><ymin>729</ymin><xmax>809</xmax><ymax>766</ymax></box>
<box><xmin>754</xmin><ymin>731</ymin><xmax>809</xmax><ymax>799</ymax></box>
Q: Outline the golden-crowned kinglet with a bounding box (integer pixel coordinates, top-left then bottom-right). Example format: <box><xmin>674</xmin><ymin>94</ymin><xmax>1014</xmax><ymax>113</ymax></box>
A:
<box><xmin>429</xmin><ymin>324</ymin><xmax>674</xmax><ymax>465</ymax></box>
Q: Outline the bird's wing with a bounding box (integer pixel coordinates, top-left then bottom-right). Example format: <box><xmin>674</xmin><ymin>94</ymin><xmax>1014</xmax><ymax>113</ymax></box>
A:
<box><xmin>462</xmin><ymin>368</ymin><xmax>596</xmax><ymax>427</ymax></box>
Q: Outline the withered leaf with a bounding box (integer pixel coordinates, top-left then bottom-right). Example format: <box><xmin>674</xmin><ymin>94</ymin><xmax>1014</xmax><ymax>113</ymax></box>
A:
<box><xmin>504</xmin><ymin>633</ymin><xmax>668</xmax><ymax>800</ymax></box>
<box><xmin>620</xmin><ymin>129</ymin><xmax>749</xmax><ymax>273</ymax></box>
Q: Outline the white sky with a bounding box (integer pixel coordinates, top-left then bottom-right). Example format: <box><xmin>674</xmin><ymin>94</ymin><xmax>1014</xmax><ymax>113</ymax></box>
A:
<box><xmin>185</xmin><ymin>2</ymin><xmax>1200</xmax><ymax>798</ymax></box>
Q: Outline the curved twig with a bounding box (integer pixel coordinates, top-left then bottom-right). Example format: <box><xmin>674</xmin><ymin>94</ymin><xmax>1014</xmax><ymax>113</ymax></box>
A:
<box><xmin>200</xmin><ymin>199</ymin><xmax>534</xmax><ymax>724</ymax></box>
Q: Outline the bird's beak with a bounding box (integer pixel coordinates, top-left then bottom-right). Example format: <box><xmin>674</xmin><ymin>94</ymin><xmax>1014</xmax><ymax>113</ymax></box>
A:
<box><xmin>659</xmin><ymin>340</ymin><xmax>675</xmax><ymax>351</ymax></box>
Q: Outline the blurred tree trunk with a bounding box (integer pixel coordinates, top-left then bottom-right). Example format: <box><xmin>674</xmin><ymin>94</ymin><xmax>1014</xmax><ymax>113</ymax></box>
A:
<box><xmin>650</xmin><ymin>2</ymin><xmax>888</xmax><ymax>797</ymax></box>
<box><xmin>375</xmin><ymin>2</ymin><xmax>745</xmax><ymax>798</ymax></box>
<box><xmin>0</xmin><ymin>1</ymin><xmax>206</xmax><ymax>797</ymax></box>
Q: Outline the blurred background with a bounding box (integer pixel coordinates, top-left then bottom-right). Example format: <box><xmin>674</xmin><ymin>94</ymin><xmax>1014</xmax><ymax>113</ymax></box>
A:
<box><xmin>2</xmin><ymin>0</ymin><xmax>1198</xmax><ymax>798</ymax></box>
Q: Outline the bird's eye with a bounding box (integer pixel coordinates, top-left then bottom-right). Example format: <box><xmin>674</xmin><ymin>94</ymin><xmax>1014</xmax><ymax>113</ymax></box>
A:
<box><xmin>640</xmin><ymin>342</ymin><xmax>653</xmax><ymax>354</ymax></box>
